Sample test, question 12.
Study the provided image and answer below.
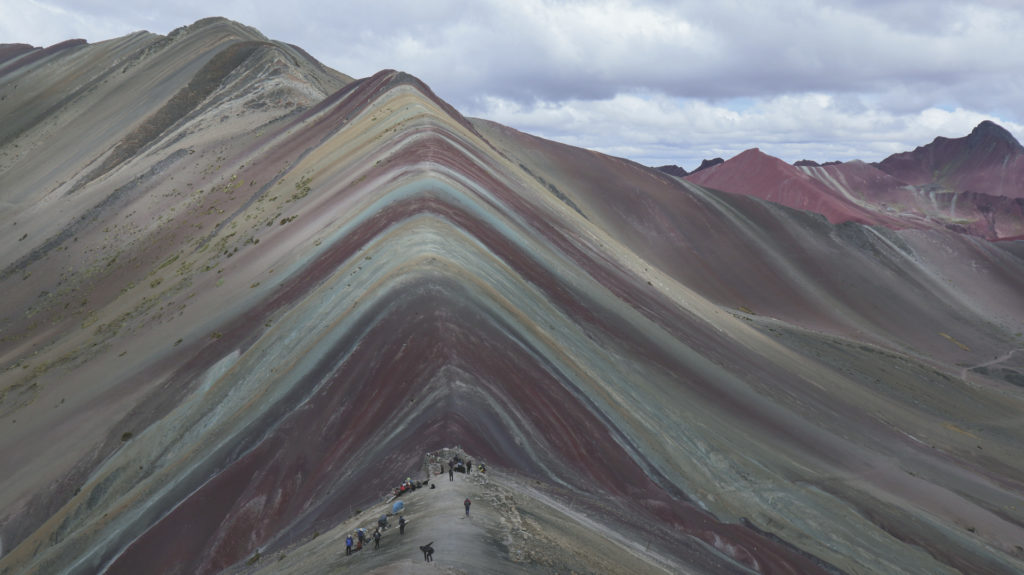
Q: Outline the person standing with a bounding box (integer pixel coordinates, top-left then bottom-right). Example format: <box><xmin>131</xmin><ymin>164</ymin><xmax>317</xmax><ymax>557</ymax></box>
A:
<box><xmin>373</xmin><ymin>528</ymin><xmax>381</xmax><ymax>550</ymax></box>
<box><xmin>464</xmin><ymin>497</ymin><xmax>471</xmax><ymax>517</ymax></box>
<box><xmin>345</xmin><ymin>534</ymin><xmax>353</xmax><ymax>555</ymax></box>
<box><xmin>449</xmin><ymin>465</ymin><xmax>454</xmax><ymax>482</ymax></box>
<box><xmin>399</xmin><ymin>515</ymin><xmax>407</xmax><ymax>535</ymax></box>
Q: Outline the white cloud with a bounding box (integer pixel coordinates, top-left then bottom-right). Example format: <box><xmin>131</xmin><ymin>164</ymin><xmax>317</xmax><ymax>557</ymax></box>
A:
<box><xmin>469</xmin><ymin>92</ymin><xmax>1023</xmax><ymax>169</ymax></box>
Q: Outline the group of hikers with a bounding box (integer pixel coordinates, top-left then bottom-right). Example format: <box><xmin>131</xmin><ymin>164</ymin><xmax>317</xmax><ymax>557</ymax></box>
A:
<box><xmin>391</xmin><ymin>476</ymin><xmax>428</xmax><ymax>498</ymax></box>
<box><xmin>344</xmin><ymin>512</ymin><xmax>409</xmax><ymax>556</ymax></box>
<box><xmin>445</xmin><ymin>456</ymin><xmax>467</xmax><ymax>481</ymax></box>
<box><xmin>442</xmin><ymin>456</ymin><xmax>485</xmax><ymax>481</ymax></box>
<box><xmin>340</xmin><ymin>449</ymin><xmax>485</xmax><ymax>564</ymax></box>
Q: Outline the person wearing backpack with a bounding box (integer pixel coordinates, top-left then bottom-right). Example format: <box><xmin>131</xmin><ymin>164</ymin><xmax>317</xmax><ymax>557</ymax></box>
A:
<box><xmin>464</xmin><ymin>497</ymin><xmax>471</xmax><ymax>516</ymax></box>
<box><xmin>420</xmin><ymin>541</ymin><xmax>434</xmax><ymax>562</ymax></box>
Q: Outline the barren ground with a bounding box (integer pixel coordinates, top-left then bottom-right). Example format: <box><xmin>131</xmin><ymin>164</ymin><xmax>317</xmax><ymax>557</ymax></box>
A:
<box><xmin>232</xmin><ymin>455</ymin><xmax>683</xmax><ymax>575</ymax></box>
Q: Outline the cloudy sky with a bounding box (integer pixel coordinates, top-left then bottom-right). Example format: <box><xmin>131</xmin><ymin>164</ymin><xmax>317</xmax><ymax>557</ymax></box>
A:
<box><xmin>3</xmin><ymin>0</ymin><xmax>1023</xmax><ymax>170</ymax></box>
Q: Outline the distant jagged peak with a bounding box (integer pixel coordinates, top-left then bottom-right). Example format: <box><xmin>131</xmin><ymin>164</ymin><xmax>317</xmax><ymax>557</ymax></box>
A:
<box><xmin>967</xmin><ymin>119</ymin><xmax>1024</xmax><ymax>152</ymax></box>
<box><xmin>691</xmin><ymin>157</ymin><xmax>724</xmax><ymax>173</ymax></box>
<box><xmin>915</xmin><ymin>119</ymin><xmax>1023</xmax><ymax>154</ymax></box>
<box><xmin>874</xmin><ymin>119</ymin><xmax>1024</xmax><ymax>196</ymax></box>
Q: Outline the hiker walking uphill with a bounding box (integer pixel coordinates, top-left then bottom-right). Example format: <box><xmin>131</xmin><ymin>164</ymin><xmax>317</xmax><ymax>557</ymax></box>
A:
<box><xmin>449</xmin><ymin>463</ymin><xmax>454</xmax><ymax>481</ymax></box>
<box><xmin>399</xmin><ymin>514</ymin><xmax>406</xmax><ymax>535</ymax></box>
<box><xmin>464</xmin><ymin>497</ymin><xmax>471</xmax><ymax>517</ymax></box>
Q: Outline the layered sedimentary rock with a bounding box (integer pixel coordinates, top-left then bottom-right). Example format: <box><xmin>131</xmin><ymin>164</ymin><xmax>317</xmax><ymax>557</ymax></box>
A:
<box><xmin>682</xmin><ymin>122</ymin><xmax>1024</xmax><ymax>240</ymax></box>
<box><xmin>2</xmin><ymin>17</ymin><xmax>1024</xmax><ymax>575</ymax></box>
<box><xmin>683</xmin><ymin>147</ymin><xmax>902</xmax><ymax>227</ymax></box>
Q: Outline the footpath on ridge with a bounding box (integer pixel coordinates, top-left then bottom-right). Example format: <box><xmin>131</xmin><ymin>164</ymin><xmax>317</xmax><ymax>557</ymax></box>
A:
<box><xmin>232</xmin><ymin>449</ymin><xmax>669</xmax><ymax>574</ymax></box>
<box><xmin>233</xmin><ymin>450</ymin><xmax>523</xmax><ymax>574</ymax></box>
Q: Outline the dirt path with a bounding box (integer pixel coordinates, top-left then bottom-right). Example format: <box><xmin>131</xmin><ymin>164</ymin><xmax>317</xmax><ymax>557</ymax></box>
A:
<box><xmin>960</xmin><ymin>348</ymin><xmax>1022</xmax><ymax>382</ymax></box>
<box><xmin>236</xmin><ymin>466</ymin><xmax>528</xmax><ymax>574</ymax></box>
<box><xmin>361</xmin><ymin>468</ymin><xmax>506</xmax><ymax>574</ymax></box>
<box><xmin>235</xmin><ymin>459</ymin><xmax>679</xmax><ymax>574</ymax></box>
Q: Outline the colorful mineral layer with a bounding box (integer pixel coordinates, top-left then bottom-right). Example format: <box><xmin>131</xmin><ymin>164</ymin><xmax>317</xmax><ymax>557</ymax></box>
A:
<box><xmin>2</xmin><ymin>17</ymin><xmax>1023</xmax><ymax>575</ymax></box>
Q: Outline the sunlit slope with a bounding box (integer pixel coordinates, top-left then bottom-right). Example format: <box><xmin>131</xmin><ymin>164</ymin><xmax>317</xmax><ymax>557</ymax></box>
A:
<box><xmin>1</xmin><ymin>20</ymin><xmax>1023</xmax><ymax>575</ymax></box>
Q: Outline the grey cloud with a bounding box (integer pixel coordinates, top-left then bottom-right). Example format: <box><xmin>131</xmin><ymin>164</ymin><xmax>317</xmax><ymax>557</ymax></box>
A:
<box><xmin>20</xmin><ymin>0</ymin><xmax>1023</xmax><ymax>116</ymax></box>
<box><xmin>4</xmin><ymin>0</ymin><xmax>1022</xmax><ymax>166</ymax></box>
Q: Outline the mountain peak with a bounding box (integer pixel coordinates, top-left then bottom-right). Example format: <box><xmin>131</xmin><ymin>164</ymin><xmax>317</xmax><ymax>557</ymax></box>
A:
<box><xmin>164</xmin><ymin>16</ymin><xmax>269</xmax><ymax>43</ymax></box>
<box><xmin>876</xmin><ymin>120</ymin><xmax>1024</xmax><ymax>195</ymax></box>
<box><xmin>968</xmin><ymin>120</ymin><xmax>1024</xmax><ymax>152</ymax></box>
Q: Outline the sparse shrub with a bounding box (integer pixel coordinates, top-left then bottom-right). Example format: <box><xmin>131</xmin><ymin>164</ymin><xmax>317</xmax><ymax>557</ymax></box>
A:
<box><xmin>291</xmin><ymin>175</ymin><xmax>312</xmax><ymax>201</ymax></box>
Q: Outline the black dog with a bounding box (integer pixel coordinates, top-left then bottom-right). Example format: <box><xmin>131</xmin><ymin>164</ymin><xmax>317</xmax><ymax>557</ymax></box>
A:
<box><xmin>420</xmin><ymin>541</ymin><xmax>434</xmax><ymax>562</ymax></box>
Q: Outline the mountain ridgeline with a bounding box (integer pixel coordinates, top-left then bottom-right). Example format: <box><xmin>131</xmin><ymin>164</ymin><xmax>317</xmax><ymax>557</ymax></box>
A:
<box><xmin>2</xmin><ymin>17</ymin><xmax>1024</xmax><ymax>575</ymax></box>
<box><xmin>679</xmin><ymin>121</ymin><xmax>1024</xmax><ymax>240</ymax></box>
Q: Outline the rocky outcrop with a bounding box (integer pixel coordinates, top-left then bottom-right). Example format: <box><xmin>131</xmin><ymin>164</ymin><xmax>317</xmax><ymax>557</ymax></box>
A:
<box><xmin>654</xmin><ymin>164</ymin><xmax>688</xmax><ymax>177</ymax></box>
<box><xmin>691</xmin><ymin>157</ymin><xmax>724</xmax><ymax>173</ymax></box>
